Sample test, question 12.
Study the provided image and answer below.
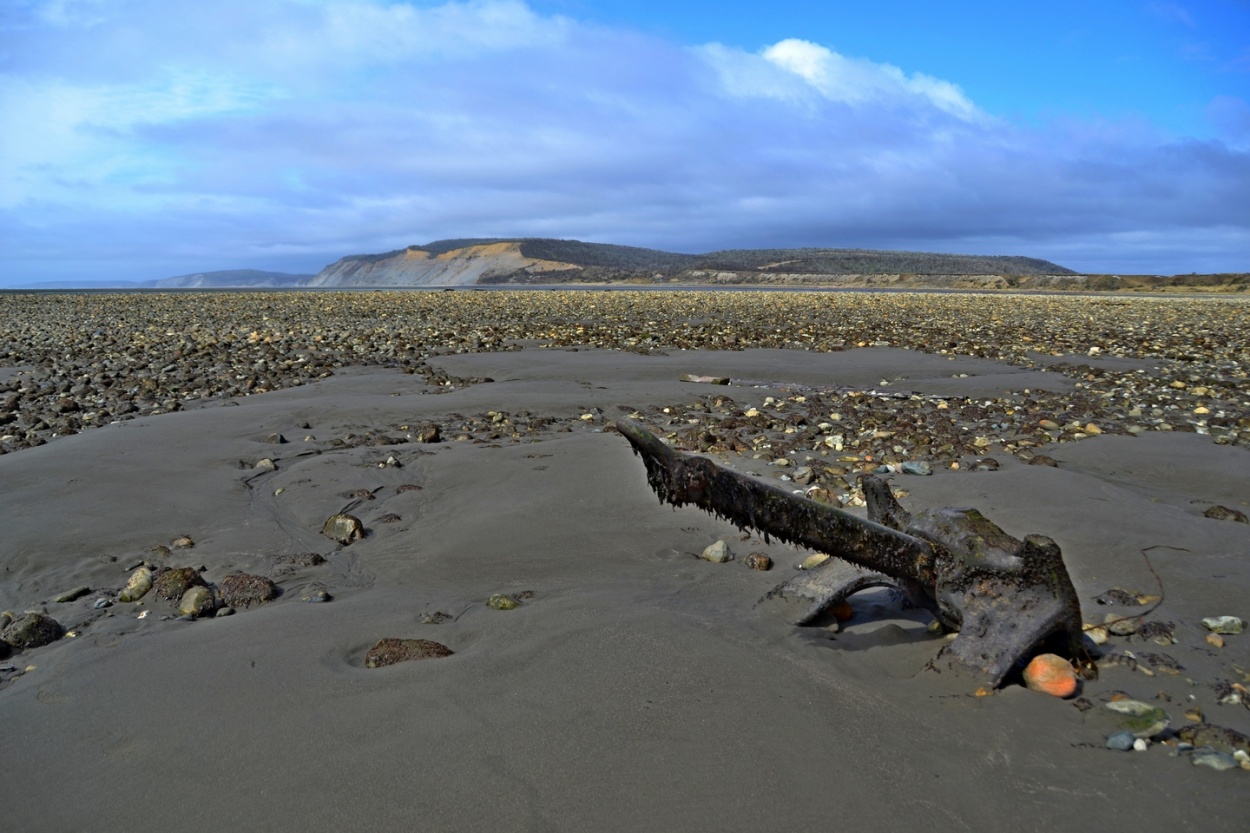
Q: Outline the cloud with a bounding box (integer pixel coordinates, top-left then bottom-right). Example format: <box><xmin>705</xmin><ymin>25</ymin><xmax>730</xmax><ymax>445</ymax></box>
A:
<box><xmin>1</xmin><ymin>0</ymin><xmax>1247</xmax><ymax>283</ymax></box>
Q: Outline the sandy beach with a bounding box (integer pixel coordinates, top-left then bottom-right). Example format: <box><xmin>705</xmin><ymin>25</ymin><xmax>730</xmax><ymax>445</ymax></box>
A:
<box><xmin>2</xmin><ymin>290</ymin><xmax>1248</xmax><ymax>831</ymax></box>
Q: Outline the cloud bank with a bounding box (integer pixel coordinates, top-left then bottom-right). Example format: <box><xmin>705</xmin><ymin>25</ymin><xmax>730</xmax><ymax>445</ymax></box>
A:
<box><xmin>1</xmin><ymin>0</ymin><xmax>1246</xmax><ymax>282</ymax></box>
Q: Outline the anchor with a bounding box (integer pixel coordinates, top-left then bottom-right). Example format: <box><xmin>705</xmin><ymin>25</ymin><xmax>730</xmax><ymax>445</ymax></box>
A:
<box><xmin>616</xmin><ymin>420</ymin><xmax>1091</xmax><ymax>688</ymax></box>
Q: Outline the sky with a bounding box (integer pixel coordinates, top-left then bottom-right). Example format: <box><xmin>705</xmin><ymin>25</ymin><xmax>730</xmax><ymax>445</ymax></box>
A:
<box><xmin>1</xmin><ymin>0</ymin><xmax>1247</xmax><ymax>285</ymax></box>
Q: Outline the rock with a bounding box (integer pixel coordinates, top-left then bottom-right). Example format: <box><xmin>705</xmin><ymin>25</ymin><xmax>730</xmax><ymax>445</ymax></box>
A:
<box><xmin>1022</xmin><ymin>653</ymin><xmax>1078</xmax><ymax>697</ymax></box>
<box><xmin>1104</xmin><ymin>699</ymin><xmax>1170</xmax><ymax>738</ymax></box>
<box><xmin>154</xmin><ymin>567</ymin><xmax>206</xmax><ymax>602</ymax></box>
<box><xmin>900</xmin><ymin>460</ymin><xmax>932</xmax><ymax>476</ymax></box>
<box><xmin>1105</xmin><ymin>732</ymin><xmax>1135</xmax><ymax>751</ymax></box>
<box><xmin>700</xmin><ymin>540</ymin><xmax>734</xmax><ymax>563</ymax></box>
<box><xmin>322</xmin><ymin>513</ymin><xmax>365</xmax><ymax>545</ymax></box>
<box><xmin>420</xmin><ymin>611</ymin><xmax>453</xmax><ymax>624</ymax></box>
<box><xmin>1</xmin><ymin>613</ymin><xmax>65</xmax><ymax>650</ymax></box>
<box><xmin>488</xmin><ymin>594</ymin><xmax>520</xmax><ymax>610</ymax></box>
<box><xmin>1027</xmin><ymin>454</ymin><xmax>1058</xmax><ymax>467</ymax></box>
<box><xmin>54</xmin><ymin>586</ymin><xmax>92</xmax><ymax>604</ymax></box>
<box><xmin>365</xmin><ymin>638</ymin><xmax>453</xmax><ymax>668</ymax></box>
<box><xmin>972</xmin><ymin>457</ymin><xmax>1000</xmax><ymax>471</ymax></box>
<box><xmin>219</xmin><ymin>574</ymin><xmax>279</xmax><ymax>609</ymax></box>
<box><xmin>171</xmin><ymin>536</ymin><xmax>194</xmax><ymax>549</ymax></box>
<box><xmin>1177</xmin><ymin>723</ymin><xmax>1250</xmax><ymax>755</ymax></box>
<box><xmin>1206</xmin><ymin>633</ymin><xmax>1225</xmax><ymax>648</ymax></box>
<box><xmin>1202</xmin><ymin>616</ymin><xmax>1244</xmax><ymax>635</ymax></box>
<box><xmin>792</xmin><ymin>466</ymin><xmax>815</xmax><ymax>485</ymax></box>
<box><xmin>1203</xmin><ymin>505</ymin><xmax>1248</xmax><ymax>524</ymax></box>
<box><xmin>1133</xmin><ymin>738</ymin><xmax>1148</xmax><ymax>752</ymax></box>
<box><xmin>275</xmin><ymin>551</ymin><xmax>326</xmax><ymax>567</ymax></box>
<box><xmin>215</xmin><ymin>607</ymin><xmax>235</xmax><ymax>617</ymax></box>
<box><xmin>411</xmin><ymin>424</ymin><xmax>441</xmax><ymax>443</ymax></box>
<box><xmin>679</xmin><ymin>374</ymin><xmax>729</xmax><ymax>385</ymax></box>
<box><xmin>255</xmin><ymin>458</ymin><xmax>277</xmax><ymax>471</ymax></box>
<box><xmin>743</xmin><ymin>552</ymin><xmax>773</xmax><ymax>571</ymax></box>
<box><xmin>93</xmin><ymin>597</ymin><xmax>112</xmax><ymax>609</ymax></box>
<box><xmin>800</xmin><ymin>553</ymin><xmax>831</xmax><ymax>570</ymax></box>
<box><xmin>118</xmin><ymin>566</ymin><xmax>154</xmax><ymax>602</ymax></box>
<box><xmin>1191</xmin><ymin>750</ymin><xmax>1239</xmax><ymax>771</ymax></box>
<box><xmin>1104</xmin><ymin>612</ymin><xmax>1139</xmax><ymax>636</ymax></box>
<box><xmin>264</xmin><ymin>432</ymin><xmax>287</xmax><ymax>444</ymax></box>
<box><xmin>177</xmin><ymin>586</ymin><xmax>216</xmax><ymax>618</ymax></box>
<box><xmin>298</xmin><ymin>584</ymin><xmax>332</xmax><ymax>603</ymax></box>
<box><xmin>831</xmin><ymin>601</ymin><xmax>854</xmax><ymax>622</ymax></box>
<box><xmin>1083</xmin><ymin>625</ymin><xmax>1109</xmax><ymax>645</ymax></box>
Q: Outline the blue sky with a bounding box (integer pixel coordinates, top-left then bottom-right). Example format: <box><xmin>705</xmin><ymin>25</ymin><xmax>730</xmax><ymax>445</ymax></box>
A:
<box><xmin>1</xmin><ymin>0</ymin><xmax>1247</xmax><ymax>285</ymax></box>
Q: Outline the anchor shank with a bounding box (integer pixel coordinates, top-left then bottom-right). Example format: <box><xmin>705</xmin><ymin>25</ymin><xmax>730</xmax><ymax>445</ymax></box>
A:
<box><xmin>616</xmin><ymin>419</ymin><xmax>937</xmax><ymax>587</ymax></box>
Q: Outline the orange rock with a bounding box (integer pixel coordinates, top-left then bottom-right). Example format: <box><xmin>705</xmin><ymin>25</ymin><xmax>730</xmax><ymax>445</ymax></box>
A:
<box><xmin>1023</xmin><ymin>653</ymin><xmax>1078</xmax><ymax>698</ymax></box>
<box><xmin>831</xmin><ymin>601</ymin><xmax>854</xmax><ymax>622</ymax></box>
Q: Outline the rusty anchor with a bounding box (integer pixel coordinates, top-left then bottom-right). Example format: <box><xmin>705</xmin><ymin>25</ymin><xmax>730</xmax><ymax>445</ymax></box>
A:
<box><xmin>616</xmin><ymin>420</ymin><xmax>1091</xmax><ymax>688</ymax></box>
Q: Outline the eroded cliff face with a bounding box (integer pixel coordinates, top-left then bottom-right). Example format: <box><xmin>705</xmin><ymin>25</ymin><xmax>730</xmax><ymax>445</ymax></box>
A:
<box><xmin>308</xmin><ymin>242</ymin><xmax>580</xmax><ymax>286</ymax></box>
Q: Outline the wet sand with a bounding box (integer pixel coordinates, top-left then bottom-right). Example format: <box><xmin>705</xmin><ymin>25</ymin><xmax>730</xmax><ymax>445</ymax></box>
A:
<box><xmin>1</xmin><ymin>291</ymin><xmax>1248</xmax><ymax>831</ymax></box>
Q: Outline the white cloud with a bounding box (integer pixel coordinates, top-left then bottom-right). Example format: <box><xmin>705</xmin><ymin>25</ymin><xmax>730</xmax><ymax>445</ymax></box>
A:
<box><xmin>700</xmin><ymin>37</ymin><xmax>982</xmax><ymax>121</ymax></box>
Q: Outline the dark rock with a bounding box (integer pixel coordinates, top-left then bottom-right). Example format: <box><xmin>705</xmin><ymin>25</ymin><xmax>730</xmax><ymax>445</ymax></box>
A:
<box><xmin>321</xmin><ymin>513</ymin><xmax>365</xmax><ymax>545</ymax></box>
<box><xmin>743</xmin><ymin>552</ymin><xmax>773</xmax><ymax>571</ymax></box>
<box><xmin>1177</xmin><ymin>723</ymin><xmax>1250</xmax><ymax>755</ymax></box>
<box><xmin>153</xmin><ymin>567</ymin><xmax>207</xmax><ymax>601</ymax></box>
<box><xmin>411</xmin><ymin>424</ymin><xmax>441</xmax><ymax>443</ymax></box>
<box><xmin>1204</xmin><ymin>505</ymin><xmax>1248</xmax><ymax>524</ymax></box>
<box><xmin>365</xmin><ymin>638</ymin><xmax>453</xmax><ymax>668</ymax></box>
<box><xmin>275</xmin><ymin>552</ymin><xmax>326</xmax><ymax>567</ymax></box>
<box><xmin>1027</xmin><ymin>454</ymin><xmax>1058</xmax><ymax>467</ymax></box>
<box><xmin>219</xmin><ymin>574</ymin><xmax>279</xmax><ymax>609</ymax></box>
<box><xmin>2</xmin><ymin>613</ymin><xmax>65</xmax><ymax>650</ymax></box>
<box><xmin>1094</xmin><ymin>587</ymin><xmax>1141</xmax><ymax>606</ymax></box>
<box><xmin>972</xmin><ymin>457</ymin><xmax>1000</xmax><ymax>471</ymax></box>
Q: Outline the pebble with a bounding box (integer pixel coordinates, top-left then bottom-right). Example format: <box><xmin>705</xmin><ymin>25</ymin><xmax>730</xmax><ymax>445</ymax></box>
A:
<box><xmin>1022</xmin><ymin>653</ymin><xmax>1078</xmax><ymax>697</ymax></box>
<box><xmin>1104</xmin><ymin>613</ymin><xmax>1140</xmax><ymax>636</ymax></box>
<box><xmin>170</xmin><ymin>536</ymin><xmax>194</xmax><ymax>549</ymax></box>
<box><xmin>154</xmin><ymin>567</ymin><xmax>206</xmax><ymax>601</ymax></box>
<box><xmin>321</xmin><ymin>513</ymin><xmax>365</xmax><ymax>545</ymax></box>
<box><xmin>118</xmin><ymin>566</ymin><xmax>154</xmax><ymax>603</ymax></box>
<box><xmin>1133</xmin><ymin>738</ymin><xmax>1149</xmax><ymax>752</ymax></box>
<box><xmin>1105</xmin><ymin>732</ymin><xmax>1135</xmax><ymax>751</ymax></box>
<box><xmin>900</xmin><ymin>460</ymin><xmax>932</xmax><ymax>476</ymax></box>
<box><xmin>365</xmin><ymin>638</ymin><xmax>453</xmax><ymax>668</ymax></box>
<box><xmin>743</xmin><ymin>552</ymin><xmax>773</xmax><ymax>571</ymax></box>
<box><xmin>53</xmin><ymin>586</ymin><xmax>92</xmax><ymax>604</ymax></box>
<box><xmin>299</xmin><ymin>585</ymin><xmax>332</xmax><ymax>603</ymax></box>
<box><xmin>1202</xmin><ymin>616</ymin><xmax>1244</xmax><ymax>635</ymax></box>
<box><xmin>800</xmin><ymin>553</ymin><xmax>831</xmax><ymax>570</ymax></box>
<box><xmin>488</xmin><ymin>594</ymin><xmax>520</xmax><ymax>610</ymax></box>
<box><xmin>93</xmin><ymin>597</ymin><xmax>112</xmax><ymax>609</ymax></box>
<box><xmin>254</xmin><ymin>458</ymin><xmax>277</xmax><ymax>471</ymax></box>
<box><xmin>971</xmin><ymin>458</ymin><xmax>1000</xmax><ymax>471</ymax></box>
<box><xmin>215</xmin><ymin>607</ymin><xmax>235</xmax><ymax>617</ymax></box>
<box><xmin>1104</xmin><ymin>699</ymin><xmax>1170</xmax><ymax>738</ymax></box>
<box><xmin>700</xmin><ymin>540</ymin><xmax>734</xmax><ymax>563</ymax></box>
<box><xmin>177</xmin><ymin>586</ymin><xmax>216</xmax><ymax>618</ymax></box>
<box><xmin>1191</xmin><ymin>750</ymin><xmax>1239</xmax><ymax>771</ymax></box>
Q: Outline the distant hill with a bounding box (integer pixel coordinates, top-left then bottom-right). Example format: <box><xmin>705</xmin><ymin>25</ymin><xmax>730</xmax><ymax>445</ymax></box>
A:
<box><xmin>307</xmin><ymin>238</ymin><xmax>1078</xmax><ymax>287</ymax></box>
<box><xmin>155</xmin><ymin>269</ymin><xmax>313</xmax><ymax>288</ymax></box>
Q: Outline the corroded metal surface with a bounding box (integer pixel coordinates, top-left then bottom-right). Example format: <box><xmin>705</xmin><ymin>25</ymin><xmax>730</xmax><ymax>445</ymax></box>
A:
<box><xmin>617</xmin><ymin>419</ymin><xmax>1090</xmax><ymax>688</ymax></box>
